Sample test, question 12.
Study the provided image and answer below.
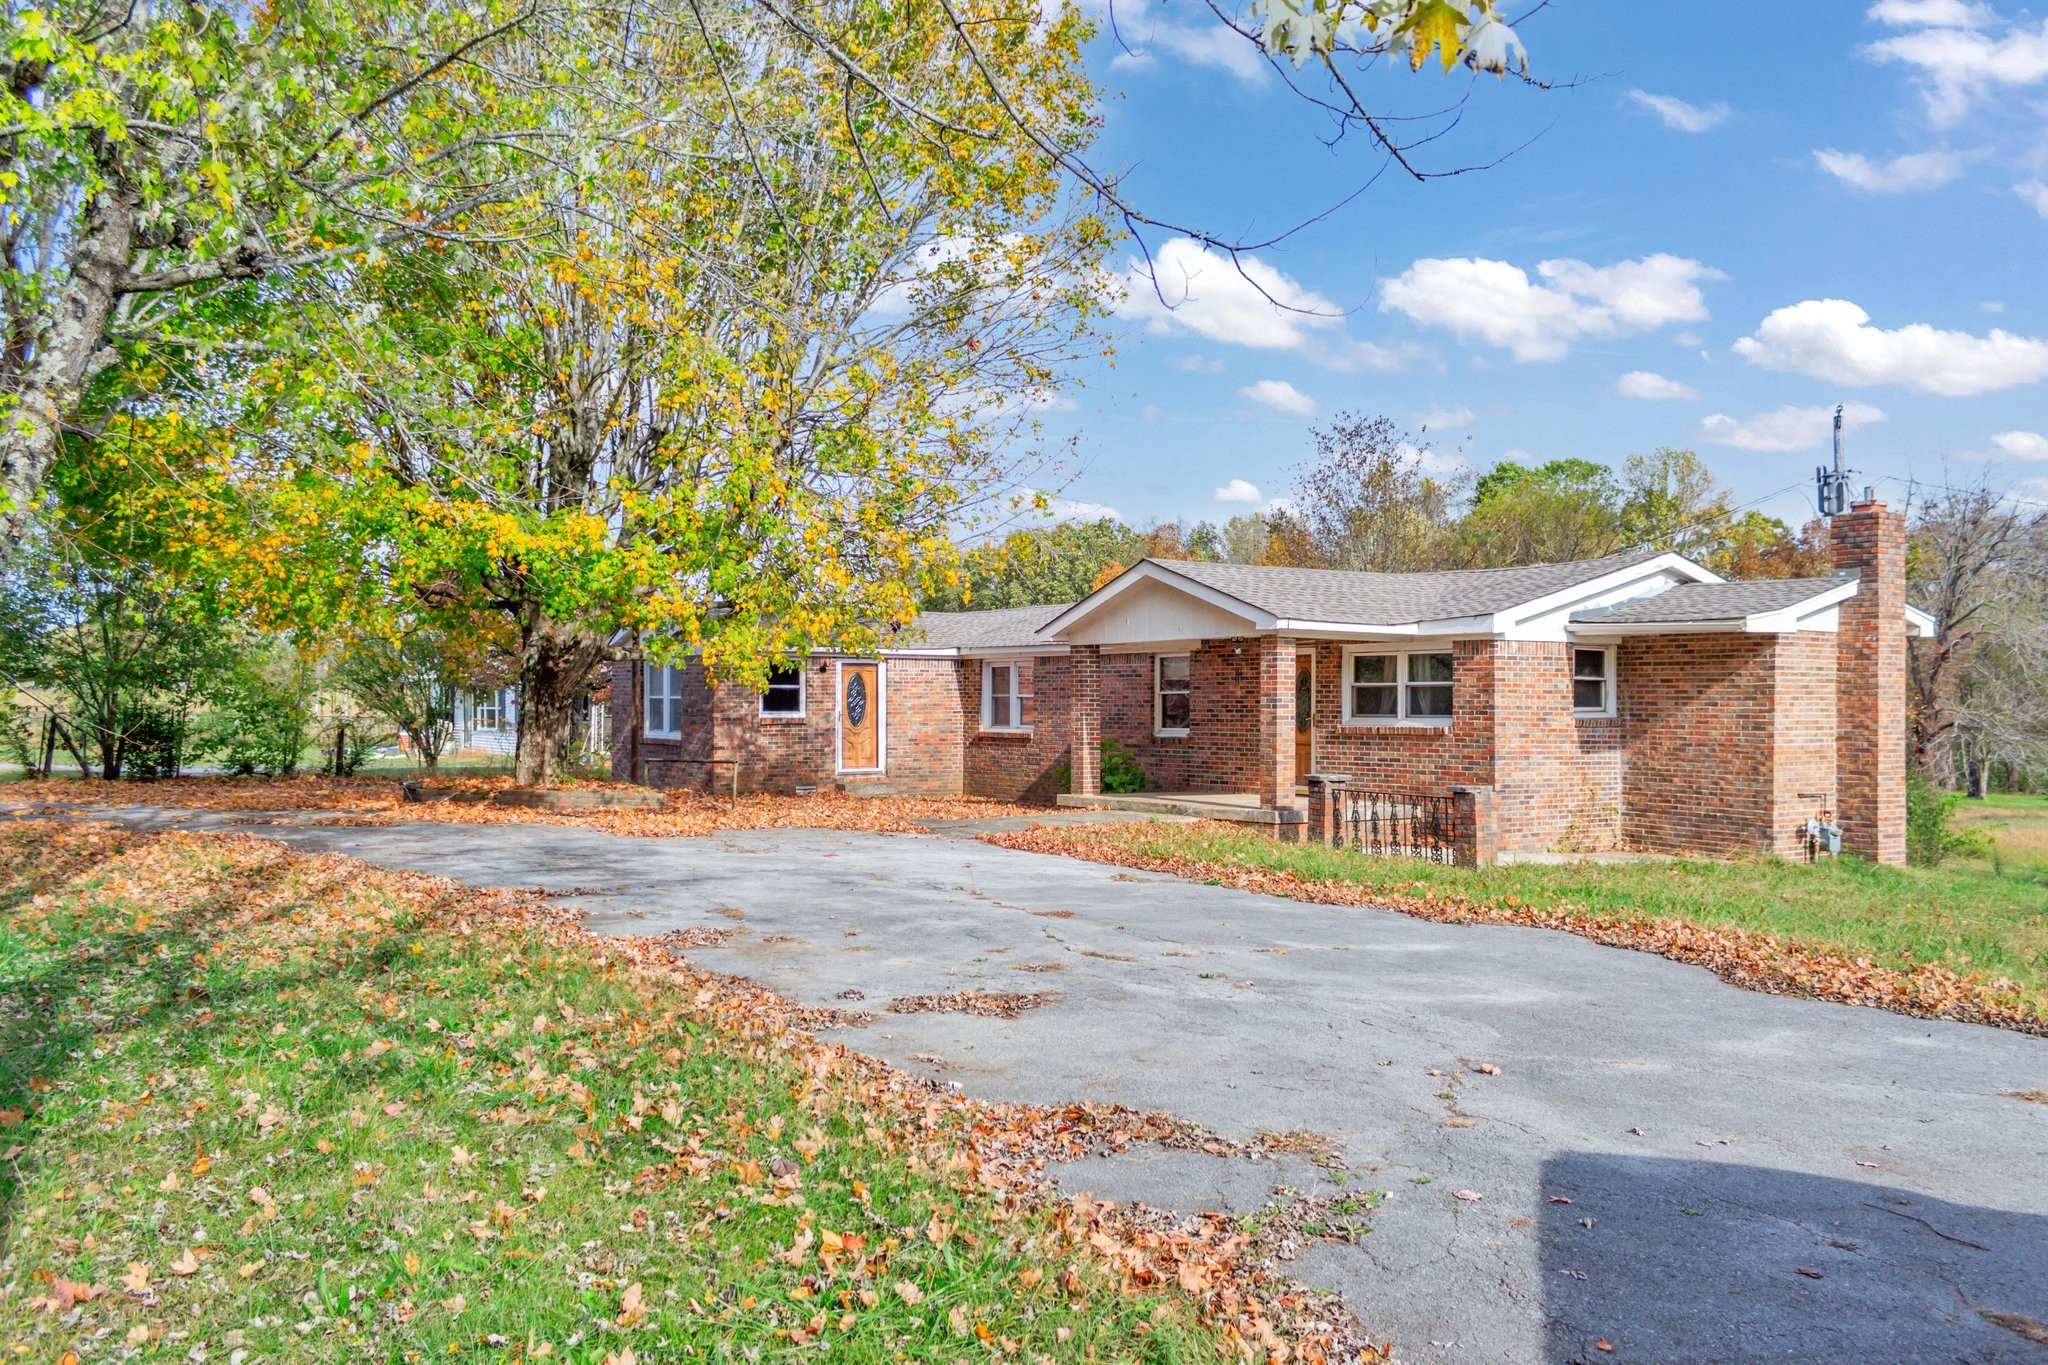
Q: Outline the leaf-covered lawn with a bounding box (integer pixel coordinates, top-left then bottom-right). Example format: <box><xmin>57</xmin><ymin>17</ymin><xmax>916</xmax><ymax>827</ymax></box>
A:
<box><xmin>984</xmin><ymin>822</ymin><xmax>2048</xmax><ymax>1036</ymax></box>
<box><xmin>3</xmin><ymin>776</ymin><xmax>1047</xmax><ymax>839</ymax></box>
<box><xmin>0</xmin><ymin>821</ymin><xmax>1343</xmax><ymax>1363</ymax></box>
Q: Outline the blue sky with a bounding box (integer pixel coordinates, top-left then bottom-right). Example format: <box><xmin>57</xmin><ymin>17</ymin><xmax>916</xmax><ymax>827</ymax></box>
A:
<box><xmin>1031</xmin><ymin>0</ymin><xmax>2048</xmax><ymax>536</ymax></box>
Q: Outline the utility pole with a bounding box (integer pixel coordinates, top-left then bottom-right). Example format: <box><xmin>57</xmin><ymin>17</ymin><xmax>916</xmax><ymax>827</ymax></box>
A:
<box><xmin>1815</xmin><ymin>405</ymin><xmax>1849</xmax><ymax>518</ymax></box>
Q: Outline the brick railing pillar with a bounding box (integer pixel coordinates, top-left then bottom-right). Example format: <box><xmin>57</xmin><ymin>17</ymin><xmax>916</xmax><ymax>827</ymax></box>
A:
<box><xmin>1069</xmin><ymin>644</ymin><xmax>1102</xmax><ymax>797</ymax></box>
<box><xmin>1450</xmin><ymin>785</ymin><xmax>1498</xmax><ymax>868</ymax></box>
<box><xmin>1306</xmin><ymin>773</ymin><xmax>1349</xmax><ymax>845</ymax></box>
<box><xmin>1257</xmin><ymin>635</ymin><xmax>1297</xmax><ymax>809</ymax></box>
<box><xmin>1831</xmin><ymin>499</ymin><xmax>1907</xmax><ymax>865</ymax></box>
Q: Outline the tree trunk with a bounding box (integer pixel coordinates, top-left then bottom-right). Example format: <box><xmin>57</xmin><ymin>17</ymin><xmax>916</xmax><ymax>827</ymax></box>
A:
<box><xmin>511</xmin><ymin>613</ymin><xmax>609</xmax><ymax>788</ymax></box>
<box><xmin>0</xmin><ymin>178</ymin><xmax>134</xmax><ymax>554</ymax></box>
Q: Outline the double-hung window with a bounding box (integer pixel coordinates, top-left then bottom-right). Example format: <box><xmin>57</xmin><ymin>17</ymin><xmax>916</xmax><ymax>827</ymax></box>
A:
<box><xmin>982</xmin><ymin>661</ymin><xmax>1032</xmax><ymax>732</ymax></box>
<box><xmin>644</xmin><ymin>663</ymin><xmax>683</xmax><ymax>739</ymax></box>
<box><xmin>1344</xmin><ymin>650</ymin><xmax>1455</xmax><ymax>724</ymax></box>
<box><xmin>1572</xmin><ymin>647</ymin><xmax>1615</xmax><ymax>717</ymax></box>
<box><xmin>473</xmin><ymin>688</ymin><xmax>510</xmax><ymax>731</ymax></box>
<box><xmin>1155</xmin><ymin>655</ymin><xmax>1192</xmax><ymax>734</ymax></box>
<box><xmin>761</xmin><ymin>663</ymin><xmax>804</xmax><ymax>717</ymax></box>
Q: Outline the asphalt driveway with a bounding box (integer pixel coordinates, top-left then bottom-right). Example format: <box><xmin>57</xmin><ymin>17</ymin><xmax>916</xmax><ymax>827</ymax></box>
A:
<box><xmin>24</xmin><ymin>806</ymin><xmax>2048</xmax><ymax>1363</ymax></box>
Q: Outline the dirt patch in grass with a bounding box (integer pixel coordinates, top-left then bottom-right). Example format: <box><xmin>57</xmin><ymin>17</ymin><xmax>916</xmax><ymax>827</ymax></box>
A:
<box><xmin>3</xmin><ymin>775</ymin><xmax>1051</xmax><ymax>839</ymax></box>
<box><xmin>0</xmin><ymin>820</ymin><xmax>1383</xmax><ymax>1362</ymax></box>
<box><xmin>984</xmin><ymin>822</ymin><xmax>2048</xmax><ymax>1038</ymax></box>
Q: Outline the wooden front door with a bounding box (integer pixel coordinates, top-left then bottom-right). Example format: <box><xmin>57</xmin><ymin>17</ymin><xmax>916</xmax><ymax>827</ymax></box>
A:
<box><xmin>1294</xmin><ymin>652</ymin><xmax>1314</xmax><ymax>784</ymax></box>
<box><xmin>838</xmin><ymin>662</ymin><xmax>881</xmax><ymax>771</ymax></box>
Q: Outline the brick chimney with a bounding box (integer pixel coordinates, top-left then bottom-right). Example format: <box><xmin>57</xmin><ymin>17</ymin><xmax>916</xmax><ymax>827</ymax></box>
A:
<box><xmin>1830</xmin><ymin>497</ymin><xmax>1907</xmax><ymax>865</ymax></box>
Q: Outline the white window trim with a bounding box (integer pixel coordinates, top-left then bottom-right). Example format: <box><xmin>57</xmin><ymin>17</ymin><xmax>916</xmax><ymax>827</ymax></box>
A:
<box><xmin>1572</xmin><ymin>644</ymin><xmax>1617</xmax><ymax>718</ymax></box>
<box><xmin>833</xmin><ymin>659</ymin><xmax>887</xmax><ymax>774</ymax></box>
<box><xmin>644</xmin><ymin>662</ymin><xmax>682</xmax><ymax>740</ymax></box>
<box><xmin>473</xmin><ymin>687</ymin><xmax>513</xmax><ymax>732</ymax></box>
<box><xmin>1154</xmin><ymin>653</ymin><xmax>1191</xmax><ymax>737</ymax></box>
<box><xmin>760</xmin><ymin>662</ymin><xmax>806</xmax><ymax>719</ymax></box>
<box><xmin>1340</xmin><ymin>647</ymin><xmax>1456</xmax><ymax>727</ymax></box>
<box><xmin>980</xmin><ymin>660</ymin><xmax>1032</xmax><ymax>734</ymax></box>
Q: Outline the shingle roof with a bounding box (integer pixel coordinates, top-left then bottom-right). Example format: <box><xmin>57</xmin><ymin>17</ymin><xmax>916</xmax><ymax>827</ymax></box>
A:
<box><xmin>1148</xmin><ymin>551</ymin><xmax>1672</xmax><ymax>626</ymax></box>
<box><xmin>1570</xmin><ymin>578</ymin><xmax>1845</xmax><ymax>625</ymax></box>
<box><xmin>900</xmin><ymin>603</ymin><xmax>1070</xmax><ymax>651</ymax></box>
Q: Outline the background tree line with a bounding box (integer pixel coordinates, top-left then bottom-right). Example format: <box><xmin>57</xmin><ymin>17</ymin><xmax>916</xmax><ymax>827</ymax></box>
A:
<box><xmin>932</xmin><ymin>413</ymin><xmax>1830</xmax><ymax>610</ymax></box>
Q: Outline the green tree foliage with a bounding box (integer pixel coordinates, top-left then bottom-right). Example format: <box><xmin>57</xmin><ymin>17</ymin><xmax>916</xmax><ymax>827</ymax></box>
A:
<box><xmin>928</xmin><ymin>519</ymin><xmax>1147</xmax><ymax>610</ymax></box>
<box><xmin>333</xmin><ymin>626</ymin><xmax>475</xmax><ymax>773</ymax></box>
<box><xmin>0</xmin><ymin>462</ymin><xmax>232</xmax><ymax>779</ymax></box>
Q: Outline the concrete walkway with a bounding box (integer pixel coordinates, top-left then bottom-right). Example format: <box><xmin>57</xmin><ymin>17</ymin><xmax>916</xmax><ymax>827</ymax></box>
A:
<box><xmin>14</xmin><ymin>804</ymin><xmax>2048</xmax><ymax>1363</ymax></box>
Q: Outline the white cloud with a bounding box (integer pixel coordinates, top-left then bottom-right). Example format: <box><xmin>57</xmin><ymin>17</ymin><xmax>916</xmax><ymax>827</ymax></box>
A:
<box><xmin>1117</xmin><ymin>238</ymin><xmax>1342</xmax><ymax>351</ymax></box>
<box><xmin>1239</xmin><ymin>379</ymin><xmax>1317</xmax><ymax>416</ymax></box>
<box><xmin>1616</xmin><ymin>370</ymin><xmax>1701</xmax><ymax>401</ymax></box>
<box><xmin>1814</xmin><ymin>147</ymin><xmax>1965</xmax><ymax>191</ymax></box>
<box><xmin>1867</xmin><ymin>0</ymin><xmax>1995</xmax><ymax>26</ymax></box>
<box><xmin>1413</xmin><ymin>403</ymin><xmax>1475</xmax><ymax>430</ymax></box>
<box><xmin>1627</xmin><ymin>90</ymin><xmax>1731</xmax><ymax>132</ymax></box>
<box><xmin>1700</xmin><ymin>403</ymin><xmax>1888</xmax><ymax>453</ymax></box>
<box><xmin>1733</xmin><ymin>298</ymin><xmax>2048</xmax><ymax>396</ymax></box>
<box><xmin>1135</xmin><ymin>21</ymin><xmax>1268</xmax><ymax>83</ymax></box>
<box><xmin>1992</xmin><ymin>429</ymin><xmax>2048</xmax><ymax>459</ymax></box>
<box><xmin>1864</xmin><ymin>2</ymin><xmax>2048</xmax><ymax>126</ymax></box>
<box><xmin>1379</xmin><ymin>254</ymin><xmax>1723</xmax><ymax>362</ymax></box>
<box><xmin>1983</xmin><ymin>300</ymin><xmax>2007</xmax><ymax>312</ymax></box>
<box><xmin>2020</xmin><ymin>181</ymin><xmax>2048</xmax><ymax>217</ymax></box>
<box><xmin>1213</xmin><ymin>478</ymin><xmax>1263</xmax><ymax>504</ymax></box>
<box><xmin>1047</xmin><ymin>495</ymin><xmax>1124</xmax><ymax>523</ymax></box>
<box><xmin>1173</xmin><ymin>354</ymin><xmax>1226</xmax><ymax>373</ymax></box>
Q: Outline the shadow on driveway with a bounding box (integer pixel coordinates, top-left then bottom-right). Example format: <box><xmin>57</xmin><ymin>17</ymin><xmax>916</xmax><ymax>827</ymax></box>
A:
<box><xmin>1539</xmin><ymin>1152</ymin><xmax>2048</xmax><ymax>1363</ymax></box>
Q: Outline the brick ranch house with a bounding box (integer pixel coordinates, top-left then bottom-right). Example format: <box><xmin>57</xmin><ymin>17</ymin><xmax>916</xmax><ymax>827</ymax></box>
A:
<box><xmin>611</xmin><ymin>501</ymin><xmax>1930</xmax><ymax>865</ymax></box>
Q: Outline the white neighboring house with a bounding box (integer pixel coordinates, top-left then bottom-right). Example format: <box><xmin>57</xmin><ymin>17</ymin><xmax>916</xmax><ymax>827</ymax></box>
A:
<box><xmin>447</xmin><ymin>686</ymin><xmax>612</xmax><ymax>761</ymax></box>
<box><xmin>451</xmin><ymin>686</ymin><xmax>519</xmax><ymax>757</ymax></box>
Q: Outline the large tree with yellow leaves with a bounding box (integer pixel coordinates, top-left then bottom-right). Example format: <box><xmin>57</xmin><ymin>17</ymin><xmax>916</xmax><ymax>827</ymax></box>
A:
<box><xmin>159</xmin><ymin>0</ymin><xmax>1109</xmax><ymax>785</ymax></box>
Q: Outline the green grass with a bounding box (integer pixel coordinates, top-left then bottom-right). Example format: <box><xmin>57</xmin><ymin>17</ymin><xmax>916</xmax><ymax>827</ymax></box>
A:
<box><xmin>0</xmin><ymin>824</ymin><xmax>1232</xmax><ymax>1362</ymax></box>
<box><xmin>1952</xmin><ymin>792</ymin><xmax>2048</xmax><ymax>880</ymax></box>
<box><xmin>1075</xmin><ymin>822</ymin><xmax>2048</xmax><ymax>997</ymax></box>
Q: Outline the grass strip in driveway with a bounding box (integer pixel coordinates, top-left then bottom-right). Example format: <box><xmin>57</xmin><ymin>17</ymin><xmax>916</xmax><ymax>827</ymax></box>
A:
<box><xmin>984</xmin><ymin>821</ymin><xmax>2048</xmax><ymax>1037</ymax></box>
<box><xmin>0</xmin><ymin>819</ymin><xmax>1375</xmax><ymax>1363</ymax></box>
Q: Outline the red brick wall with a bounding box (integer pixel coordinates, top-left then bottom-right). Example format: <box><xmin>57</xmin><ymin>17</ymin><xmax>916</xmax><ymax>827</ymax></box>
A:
<box><xmin>1097</xmin><ymin>640</ymin><xmax>1266</xmax><ymax>794</ymax></box>
<box><xmin>1770</xmin><ymin>632</ymin><xmax>1839</xmax><ymax>859</ymax></box>
<box><xmin>1619</xmin><ymin>634</ymin><xmax>1784</xmax><ymax>855</ymax></box>
<box><xmin>1301</xmin><ymin>640</ymin><xmax>1622</xmax><ymax>854</ymax></box>
<box><xmin>962</xmin><ymin>656</ymin><xmax>1071</xmax><ymax>803</ymax></box>
<box><xmin>621</xmin><ymin>657</ymin><xmax>961</xmax><ymax>796</ymax></box>
<box><xmin>1832</xmin><ymin>504</ymin><xmax>1908</xmax><ymax>865</ymax></box>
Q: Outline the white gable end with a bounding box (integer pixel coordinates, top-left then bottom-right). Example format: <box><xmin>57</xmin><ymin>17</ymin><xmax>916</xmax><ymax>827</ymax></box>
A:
<box><xmin>1057</xmin><ymin>575</ymin><xmax>1260</xmax><ymax>650</ymax></box>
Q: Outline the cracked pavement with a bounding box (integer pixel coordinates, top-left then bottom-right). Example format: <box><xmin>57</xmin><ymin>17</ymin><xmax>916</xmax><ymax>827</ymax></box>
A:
<box><xmin>20</xmin><ymin>804</ymin><xmax>2048</xmax><ymax>1363</ymax></box>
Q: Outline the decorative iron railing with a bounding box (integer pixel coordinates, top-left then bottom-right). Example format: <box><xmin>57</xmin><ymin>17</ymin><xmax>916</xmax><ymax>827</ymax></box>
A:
<box><xmin>1338</xmin><ymin>790</ymin><xmax>1459</xmax><ymax>864</ymax></box>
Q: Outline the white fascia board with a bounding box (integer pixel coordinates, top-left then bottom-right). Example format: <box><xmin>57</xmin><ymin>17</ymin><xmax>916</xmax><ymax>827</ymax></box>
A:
<box><xmin>1497</xmin><ymin>554</ymin><xmax>1721</xmax><ymax>641</ymax></box>
<box><xmin>1568</xmin><ymin>619</ymin><xmax>1748</xmax><ymax>637</ymax></box>
<box><xmin>1041</xmin><ymin>560</ymin><xmax>1276</xmax><ymax>638</ymax></box>
<box><xmin>953</xmin><ymin>644</ymin><xmax>1070</xmax><ymax>660</ymax></box>
<box><xmin>877</xmin><ymin>647</ymin><xmax>961</xmax><ymax>658</ymax></box>
<box><xmin>1906</xmin><ymin>605</ymin><xmax>1937</xmax><ymax>638</ymax></box>
<box><xmin>1743</xmin><ymin>581</ymin><xmax>1859</xmax><ymax>633</ymax></box>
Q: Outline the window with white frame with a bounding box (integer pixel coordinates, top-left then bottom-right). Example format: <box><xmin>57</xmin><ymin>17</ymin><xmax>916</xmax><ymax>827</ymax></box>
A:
<box><xmin>1344</xmin><ymin>650</ymin><xmax>1455</xmax><ymax>724</ymax></box>
<box><xmin>982</xmin><ymin>661</ymin><xmax>1032</xmax><ymax>732</ymax></box>
<box><xmin>761</xmin><ymin>663</ymin><xmax>804</xmax><ymax>717</ymax></box>
<box><xmin>1572</xmin><ymin>646</ymin><xmax>1615</xmax><ymax>716</ymax></box>
<box><xmin>473</xmin><ymin>688</ymin><xmax>512</xmax><ymax>731</ymax></box>
<box><xmin>1155</xmin><ymin>654</ymin><xmax>1192</xmax><ymax>734</ymax></box>
<box><xmin>644</xmin><ymin>663</ymin><xmax>683</xmax><ymax>739</ymax></box>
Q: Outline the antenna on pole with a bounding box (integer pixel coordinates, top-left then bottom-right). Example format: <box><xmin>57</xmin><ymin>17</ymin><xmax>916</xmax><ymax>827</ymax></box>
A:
<box><xmin>1816</xmin><ymin>404</ymin><xmax>1848</xmax><ymax>517</ymax></box>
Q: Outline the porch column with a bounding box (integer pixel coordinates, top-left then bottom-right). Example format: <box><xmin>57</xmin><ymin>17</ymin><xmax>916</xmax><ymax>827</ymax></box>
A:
<box><xmin>1070</xmin><ymin>644</ymin><xmax>1102</xmax><ymax>797</ymax></box>
<box><xmin>1256</xmin><ymin>635</ymin><xmax>1296</xmax><ymax>809</ymax></box>
<box><xmin>1306</xmin><ymin>773</ymin><xmax>1349</xmax><ymax>845</ymax></box>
